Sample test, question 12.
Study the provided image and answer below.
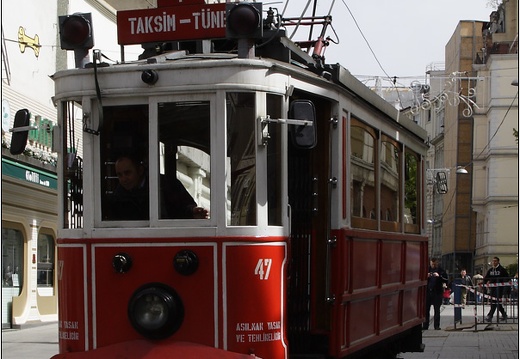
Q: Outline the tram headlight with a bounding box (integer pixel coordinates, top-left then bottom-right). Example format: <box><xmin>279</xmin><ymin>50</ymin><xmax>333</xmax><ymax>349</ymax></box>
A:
<box><xmin>128</xmin><ymin>283</ymin><xmax>184</xmax><ymax>339</ymax></box>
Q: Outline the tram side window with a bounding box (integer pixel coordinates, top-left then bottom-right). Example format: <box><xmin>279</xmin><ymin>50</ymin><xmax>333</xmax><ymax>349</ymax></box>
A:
<box><xmin>404</xmin><ymin>150</ymin><xmax>420</xmax><ymax>233</ymax></box>
<box><xmin>350</xmin><ymin>119</ymin><xmax>377</xmax><ymax>229</ymax></box>
<box><xmin>227</xmin><ymin>93</ymin><xmax>257</xmax><ymax>226</ymax></box>
<box><xmin>62</xmin><ymin>101</ymin><xmax>84</xmax><ymax>229</ymax></box>
<box><xmin>101</xmin><ymin>105</ymin><xmax>149</xmax><ymax>221</ymax></box>
<box><xmin>157</xmin><ymin>101</ymin><xmax>211</xmax><ymax>220</ymax></box>
<box><xmin>380</xmin><ymin>138</ymin><xmax>401</xmax><ymax>231</ymax></box>
<box><xmin>267</xmin><ymin>94</ymin><xmax>283</xmax><ymax>226</ymax></box>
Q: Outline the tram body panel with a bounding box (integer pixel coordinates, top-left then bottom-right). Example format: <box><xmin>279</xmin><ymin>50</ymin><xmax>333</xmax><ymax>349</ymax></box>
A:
<box><xmin>57</xmin><ymin>237</ymin><xmax>287</xmax><ymax>358</ymax></box>
<box><xmin>329</xmin><ymin>229</ymin><xmax>427</xmax><ymax>357</ymax></box>
<box><xmin>223</xmin><ymin>242</ymin><xmax>287</xmax><ymax>358</ymax></box>
<box><xmin>92</xmin><ymin>243</ymin><xmax>218</xmax><ymax>348</ymax></box>
<box><xmin>57</xmin><ymin>245</ymin><xmax>88</xmax><ymax>353</ymax></box>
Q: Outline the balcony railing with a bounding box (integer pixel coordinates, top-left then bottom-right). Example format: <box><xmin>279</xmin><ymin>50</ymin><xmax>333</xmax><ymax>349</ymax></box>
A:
<box><xmin>475</xmin><ymin>40</ymin><xmax>519</xmax><ymax>65</ymax></box>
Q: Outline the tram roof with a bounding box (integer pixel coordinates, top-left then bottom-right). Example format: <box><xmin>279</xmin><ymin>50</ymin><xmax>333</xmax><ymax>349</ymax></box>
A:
<box><xmin>53</xmin><ymin>31</ymin><xmax>427</xmax><ymax>143</ymax></box>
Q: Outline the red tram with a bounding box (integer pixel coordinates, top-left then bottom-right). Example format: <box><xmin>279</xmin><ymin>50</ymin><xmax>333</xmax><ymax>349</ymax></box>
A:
<box><xmin>47</xmin><ymin>2</ymin><xmax>429</xmax><ymax>358</ymax></box>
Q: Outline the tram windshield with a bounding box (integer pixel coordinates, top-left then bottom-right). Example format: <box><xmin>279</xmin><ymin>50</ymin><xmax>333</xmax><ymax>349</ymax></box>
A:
<box><xmin>100</xmin><ymin>102</ymin><xmax>211</xmax><ymax>222</ymax></box>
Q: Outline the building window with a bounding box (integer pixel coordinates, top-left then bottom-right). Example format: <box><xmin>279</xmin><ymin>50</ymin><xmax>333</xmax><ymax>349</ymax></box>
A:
<box><xmin>37</xmin><ymin>234</ymin><xmax>54</xmax><ymax>287</ymax></box>
<box><xmin>2</xmin><ymin>228</ymin><xmax>23</xmax><ymax>288</ymax></box>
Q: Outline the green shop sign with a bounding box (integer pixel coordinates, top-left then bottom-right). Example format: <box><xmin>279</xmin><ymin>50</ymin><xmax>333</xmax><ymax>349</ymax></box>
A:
<box><xmin>2</xmin><ymin>158</ymin><xmax>57</xmax><ymax>189</ymax></box>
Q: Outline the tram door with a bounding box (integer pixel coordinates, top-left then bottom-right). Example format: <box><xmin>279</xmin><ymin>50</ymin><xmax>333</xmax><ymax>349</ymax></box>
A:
<box><xmin>287</xmin><ymin>94</ymin><xmax>332</xmax><ymax>355</ymax></box>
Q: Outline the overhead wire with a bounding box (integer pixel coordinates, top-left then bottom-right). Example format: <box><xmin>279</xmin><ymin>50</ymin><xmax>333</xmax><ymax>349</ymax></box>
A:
<box><xmin>436</xmin><ymin>90</ymin><xmax>518</xmax><ymax>224</ymax></box>
<box><xmin>287</xmin><ymin>0</ymin><xmax>313</xmax><ymax>40</ymax></box>
<box><xmin>339</xmin><ymin>0</ymin><xmax>404</xmax><ymax>108</ymax></box>
<box><xmin>470</xmin><ymin>90</ymin><xmax>519</xmax><ymax>162</ymax></box>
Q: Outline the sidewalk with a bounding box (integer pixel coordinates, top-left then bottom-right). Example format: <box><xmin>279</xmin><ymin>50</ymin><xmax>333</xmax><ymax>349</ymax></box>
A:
<box><xmin>2</xmin><ymin>322</ymin><xmax>58</xmax><ymax>359</ymax></box>
<box><xmin>399</xmin><ymin>303</ymin><xmax>519</xmax><ymax>359</ymax></box>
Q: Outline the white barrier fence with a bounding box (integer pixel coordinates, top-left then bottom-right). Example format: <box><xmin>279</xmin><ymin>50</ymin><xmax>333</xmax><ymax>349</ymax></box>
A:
<box><xmin>454</xmin><ymin>278</ymin><xmax>518</xmax><ymax>327</ymax></box>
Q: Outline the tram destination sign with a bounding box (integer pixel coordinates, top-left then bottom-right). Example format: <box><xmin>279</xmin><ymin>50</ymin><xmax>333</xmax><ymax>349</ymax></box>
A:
<box><xmin>117</xmin><ymin>4</ymin><xmax>226</xmax><ymax>45</ymax></box>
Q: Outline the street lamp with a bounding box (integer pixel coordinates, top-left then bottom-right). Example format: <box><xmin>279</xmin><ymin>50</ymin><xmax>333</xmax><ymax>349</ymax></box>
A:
<box><xmin>456</xmin><ymin>166</ymin><xmax>468</xmax><ymax>174</ymax></box>
<box><xmin>426</xmin><ymin>167</ymin><xmax>469</xmax><ymax>268</ymax></box>
<box><xmin>426</xmin><ymin>168</ymin><xmax>451</xmax><ymax>258</ymax></box>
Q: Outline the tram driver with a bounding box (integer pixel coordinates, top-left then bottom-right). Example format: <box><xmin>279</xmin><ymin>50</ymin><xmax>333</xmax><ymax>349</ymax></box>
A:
<box><xmin>109</xmin><ymin>154</ymin><xmax>208</xmax><ymax>220</ymax></box>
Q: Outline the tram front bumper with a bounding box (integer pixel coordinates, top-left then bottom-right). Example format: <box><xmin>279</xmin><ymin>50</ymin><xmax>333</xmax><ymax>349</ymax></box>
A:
<box><xmin>51</xmin><ymin>340</ymin><xmax>259</xmax><ymax>359</ymax></box>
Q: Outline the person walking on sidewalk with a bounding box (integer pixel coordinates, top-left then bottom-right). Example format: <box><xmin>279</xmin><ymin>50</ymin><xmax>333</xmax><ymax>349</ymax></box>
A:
<box><xmin>473</xmin><ymin>270</ymin><xmax>484</xmax><ymax>304</ymax></box>
<box><xmin>460</xmin><ymin>268</ymin><xmax>472</xmax><ymax>307</ymax></box>
<box><xmin>423</xmin><ymin>258</ymin><xmax>448</xmax><ymax>330</ymax></box>
<box><xmin>484</xmin><ymin>256</ymin><xmax>510</xmax><ymax>322</ymax></box>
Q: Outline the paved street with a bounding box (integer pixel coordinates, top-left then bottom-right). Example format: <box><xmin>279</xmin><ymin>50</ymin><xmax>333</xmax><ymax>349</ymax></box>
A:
<box><xmin>399</xmin><ymin>303</ymin><xmax>519</xmax><ymax>359</ymax></box>
<box><xmin>1</xmin><ymin>303</ymin><xmax>518</xmax><ymax>358</ymax></box>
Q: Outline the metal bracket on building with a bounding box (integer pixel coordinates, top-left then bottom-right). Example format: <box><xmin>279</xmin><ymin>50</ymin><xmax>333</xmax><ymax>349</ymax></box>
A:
<box><xmin>410</xmin><ymin>72</ymin><xmax>485</xmax><ymax>118</ymax></box>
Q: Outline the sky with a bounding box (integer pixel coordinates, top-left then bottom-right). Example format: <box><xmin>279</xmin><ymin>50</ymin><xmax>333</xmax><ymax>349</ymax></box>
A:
<box><xmin>278</xmin><ymin>0</ymin><xmax>495</xmax><ymax>87</ymax></box>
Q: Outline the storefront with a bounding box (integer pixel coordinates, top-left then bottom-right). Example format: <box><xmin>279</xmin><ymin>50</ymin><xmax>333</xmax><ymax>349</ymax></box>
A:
<box><xmin>1</xmin><ymin>150</ymin><xmax>58</xmax><ymax>328</ymax></box>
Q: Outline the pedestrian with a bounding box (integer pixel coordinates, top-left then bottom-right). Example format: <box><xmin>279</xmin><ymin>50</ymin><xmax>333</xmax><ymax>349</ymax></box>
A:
<box><xmin>459</xmin><ymin>268</ymin><xmax>472</xmax><ymax>307</ymax></box>
<box><xmin>3</xmin><ymin>265</ymin><xmax>13</xmax><ymax>286</ymax></box>
<box><xmin>512</xmin><ymin>272</ymin><xmax>519</xmax><ymax>302</ymax></box>
<box><xmin>484</xmin><ymin>256</ymin><xmax>509</xmax><ymax>322</ymax></box>
<box><xmin>423</xmin><ymin>258</ymin><xmax>448</xmax><ymax>330</ymax></box>
<box><xmin>442</xmin><ymin>283</ymin><xmax>451</xmax><ymax>305</ymax></box>
<box><xmin>472</xmin><ymin>270</ymin><xmax>484</xmax><ymax>304</ymax></box>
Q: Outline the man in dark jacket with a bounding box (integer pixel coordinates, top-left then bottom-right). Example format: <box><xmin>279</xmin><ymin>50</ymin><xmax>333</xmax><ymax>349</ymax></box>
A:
<box><xmin>484</xmin><ymin>256</ymin><xmax>510</xmax><ymax>322</ymax></box>
<box><xmin>423</xmin><ymin>258</ymin><xmax>448</xmax><ymax>330</ymax></box>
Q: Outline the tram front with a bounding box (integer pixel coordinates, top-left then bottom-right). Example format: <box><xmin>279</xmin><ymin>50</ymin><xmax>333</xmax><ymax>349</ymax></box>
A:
<box><xmin>51</xmin><ymin>40</ymin><xmax>321</xmax><ymax>357</ymax></box>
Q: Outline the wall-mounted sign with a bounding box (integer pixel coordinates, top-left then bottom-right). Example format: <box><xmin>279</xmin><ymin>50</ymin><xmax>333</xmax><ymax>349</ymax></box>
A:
<box><xmin>18</xmin><ymin>27</ymin><xmax>41</xmax><ymax>58</ymax></box>
<box><xmin>1</xmin><ymin>158</ymin><xmax>57</xmax><ymax>189</ymax></box>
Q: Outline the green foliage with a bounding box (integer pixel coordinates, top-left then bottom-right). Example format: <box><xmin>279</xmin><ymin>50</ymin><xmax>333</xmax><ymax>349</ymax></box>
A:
<box><xmin>506</xmin><ymin>263</ymin><xmax>518</xmax><ymax>277</ymax></box>
<box><xmin>486</xmin><ymin>0</ymin><xmax>500</xmax><ymax>9</ymax></box>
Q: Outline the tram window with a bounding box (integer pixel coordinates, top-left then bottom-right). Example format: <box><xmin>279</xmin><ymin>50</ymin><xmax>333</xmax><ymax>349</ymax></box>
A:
<box><xmin>404</xmin><ymin>150</ymin><xmax>420</xmax><ymax>232</ymax></box>
<box><xmin>37</xmin><ymin>233</ymin><xmax>54</xmax><ymax>288</ymax></box>
<box><xmin>227</xmin><ymin>93</ymin><xmax>257</xmax><ymax>226</ymax></box>
<box><xmin>157</xmin><ymin>101</ymin><xmax>210</xmax><ymax>220</ymax></box>
<box><xmin>101</xmin><ymin>105</ymin><xmax>149</xmax><ymax>221</ymax></box>
<box><xmin>350</xmin><ymin>120</ymin><xmax>377</xmax><ymax>229</ymax></box>
<box><xmin>380</xmin><ymin>138</ymin><xmax>401</xmax><ymax>231</ymax></box>
<box><xmin>267</xmin><ymin>94</ymin><xmax>283</xmax><ymax>226</ymax></box>
<box><xmin>62</xmin><ymin>101</ymin><xmax>84</xmax><ymax>229</ymax></box>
